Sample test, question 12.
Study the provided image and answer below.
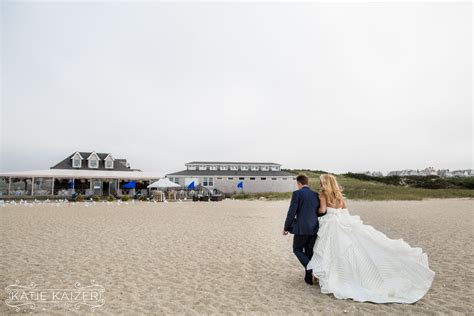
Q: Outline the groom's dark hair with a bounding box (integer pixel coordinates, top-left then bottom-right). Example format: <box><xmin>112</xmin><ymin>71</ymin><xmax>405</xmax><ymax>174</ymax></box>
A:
<box><xmin>296</xmin><ymin>174</ymin><xmax>309</xmax><ymax>185</ymax></box>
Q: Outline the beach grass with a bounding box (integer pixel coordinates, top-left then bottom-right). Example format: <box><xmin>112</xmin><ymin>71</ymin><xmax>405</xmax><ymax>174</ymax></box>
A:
<box><xmin>335</xmin><ymin>176</ymin><xmax>474</xmax><ymax>200</ymax></box>
<box><xmin>233</xmin><ymin>170</ymin><xmax>474</xmax><ymax>201</ymax></box>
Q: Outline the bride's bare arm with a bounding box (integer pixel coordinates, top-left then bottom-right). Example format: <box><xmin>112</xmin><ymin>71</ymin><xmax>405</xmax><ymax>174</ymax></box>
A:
<box><xmin>318</xmin><ymin>194</ymin><xmax>327</xmax><ymax>214</ymax></box>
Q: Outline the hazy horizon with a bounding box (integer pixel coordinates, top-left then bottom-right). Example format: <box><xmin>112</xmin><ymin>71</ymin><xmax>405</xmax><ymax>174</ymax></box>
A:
<box><xmin>1</xmin><ymin>2</ymin><xmax>472</xmax><ymax>175</ymax></box>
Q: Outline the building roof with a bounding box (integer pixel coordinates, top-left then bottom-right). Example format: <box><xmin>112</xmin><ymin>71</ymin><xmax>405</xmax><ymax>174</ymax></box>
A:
<box><xmin>51</xmin><ymin>152</ymin><xmax>133</xmax><ymax>171</ymax></box>
<box><xmin>185</xmin><ymin>161</ymin><xmax>281</xmax><ymax>166</ymax></box>
<box><xmin>166</xmin><ymin>170</ymin><xmax>295</xmax><ymax>177</ymax></box>
<box><xmin>0</xmin><ymin>169</ymin><xmax>162</xmax><ymax>180</ymax></box>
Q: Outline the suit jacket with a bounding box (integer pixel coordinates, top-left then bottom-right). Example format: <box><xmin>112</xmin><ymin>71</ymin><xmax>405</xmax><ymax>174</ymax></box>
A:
<box><xmin>284</xmin><ymin>186</ymin><xmax>320</xmax><ymax>235</ymax></box>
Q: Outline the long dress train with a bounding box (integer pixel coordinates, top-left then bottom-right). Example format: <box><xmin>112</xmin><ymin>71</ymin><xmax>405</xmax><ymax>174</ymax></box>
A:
<box><xmin>306</xmin><ymin>207</ymin><xmax>435</xmax><ymax>303</ymax></box>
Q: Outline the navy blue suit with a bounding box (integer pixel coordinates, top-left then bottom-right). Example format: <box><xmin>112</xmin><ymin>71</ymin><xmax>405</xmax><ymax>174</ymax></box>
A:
<box><xmin>284</xmin><ymin>186</ymin><xmax>320</xmax><ymax>268</ymax></box>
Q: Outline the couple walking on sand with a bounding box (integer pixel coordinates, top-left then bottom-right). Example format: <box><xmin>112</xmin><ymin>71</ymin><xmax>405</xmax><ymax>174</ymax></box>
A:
<box><xmin>283</xmin><ymin>173</ymin><xmax>435</xmax><ymax>304</ymax></box>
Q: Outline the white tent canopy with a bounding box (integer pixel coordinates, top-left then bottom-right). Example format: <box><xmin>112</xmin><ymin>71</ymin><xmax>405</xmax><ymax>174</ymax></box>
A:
<box><xmin>147</xmin><ymin>178</ymin><xmax>181</xmax><ymax>189</ymax></box>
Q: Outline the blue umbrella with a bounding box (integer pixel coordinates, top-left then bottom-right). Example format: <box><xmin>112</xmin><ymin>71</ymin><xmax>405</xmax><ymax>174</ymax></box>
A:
<box><xmin>123</xmin><ymin>181</ymin><xmax>136</xmax><ymax>189</ymax></box>
<box><xmin>187</xmin><ymin>181</ymin><xmax>195</xmax><ymax>190</ymax></box>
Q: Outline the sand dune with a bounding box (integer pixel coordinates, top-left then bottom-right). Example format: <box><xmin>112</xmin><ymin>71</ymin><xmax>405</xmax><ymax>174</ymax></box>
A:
<box><xmin>0</xmin><ymin>199</ymin><xmax>472</xmax><ymax>315</ymax></box>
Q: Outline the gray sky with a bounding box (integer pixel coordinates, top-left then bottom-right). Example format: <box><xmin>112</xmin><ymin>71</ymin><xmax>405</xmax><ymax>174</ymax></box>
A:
<box><xmin>1</xmin><ymin>2</ymin><xmax>472</xmax><ymax>175</ymax></box>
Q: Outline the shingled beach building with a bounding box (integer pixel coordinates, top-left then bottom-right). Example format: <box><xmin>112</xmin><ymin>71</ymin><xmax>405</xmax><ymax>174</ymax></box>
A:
<box><xmin>0</xmin><ymin>151</ymin><xmax>161</xmax><ymax>198</ymax></box>
<box><xmin>166</xmin><ymin>161</ymin><xmax>297</xmax><ymax>194</ymax></box>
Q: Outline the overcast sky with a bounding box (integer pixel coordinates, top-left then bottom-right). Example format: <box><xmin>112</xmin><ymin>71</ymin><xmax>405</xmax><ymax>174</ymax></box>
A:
<box><xmin>1</xmin><ymin>2</ymin><xmax>472</xmax><ymax>175</ymax></box>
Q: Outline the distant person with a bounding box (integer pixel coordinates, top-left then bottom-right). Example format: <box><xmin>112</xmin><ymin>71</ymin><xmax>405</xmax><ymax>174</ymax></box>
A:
<box><xmin>283</xmin><ymin>174</ymin><xmax>320</xmax><ymax>285</ymax></box>
<box><xmin>305</xmin><ymin>174</ymin><xmax>435</xmax><ymax>303</ymax></box>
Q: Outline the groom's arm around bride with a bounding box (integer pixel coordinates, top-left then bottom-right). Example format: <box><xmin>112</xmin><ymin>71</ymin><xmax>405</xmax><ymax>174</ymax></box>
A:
<box><xmin>283</xmin><ymin>174</ymin><xmax>320</xmax><ymax>285</ymax></box>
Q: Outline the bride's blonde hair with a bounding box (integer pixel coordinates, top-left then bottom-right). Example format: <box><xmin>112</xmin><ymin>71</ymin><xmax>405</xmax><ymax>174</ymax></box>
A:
<box><xmin>320</xmin><ymin>174</ymin><xmax>344</xmax><ymax>206</ymax></box>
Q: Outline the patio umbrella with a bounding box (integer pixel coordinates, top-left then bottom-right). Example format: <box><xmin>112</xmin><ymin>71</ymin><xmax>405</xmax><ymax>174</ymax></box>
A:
<box><xmin>123</xmin><ymin>181</ymin><xmax>136</xmax><ymax>189</ymax></box>
<box><xmin>147</xmin><ymin>178</ymin><xmax>180</xmax><ymax>189</ymax></box>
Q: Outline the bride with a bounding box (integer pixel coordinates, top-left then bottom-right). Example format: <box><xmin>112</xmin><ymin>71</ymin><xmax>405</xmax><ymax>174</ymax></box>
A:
<box><xmin>306</xmin><ymin>174</ymin><xmax>435</xmax><ymax>304</ymax></box>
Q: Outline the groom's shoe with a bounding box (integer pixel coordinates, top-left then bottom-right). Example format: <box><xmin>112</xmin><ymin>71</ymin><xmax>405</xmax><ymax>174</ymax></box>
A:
<box><xmin>313</xmin><ymin>276</ymin><xmax>319</xmax><ymax>285</ymax></box>
<box><xmin>304</xmin><ymin>269</ymin><xmax>313</xmax><ymax>285</ymax></box>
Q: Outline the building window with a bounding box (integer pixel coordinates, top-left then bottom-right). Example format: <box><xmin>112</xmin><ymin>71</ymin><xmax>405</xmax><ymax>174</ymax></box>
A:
<box><xmin>217</xmin><ymin>177</ymin><xmax>222</xmax><ymax>180</ymax></box>
<box><xmin>239</xmin><ymin>177</ymin><xmax>244</xmax><ymax>180</ymax></box>
<box><xmin>220</xmin><ymin>165</ymin><xmax>228</xmax><ymax>171</ymax></box>
<box><xmin>261</xmin><ymin>178</ymin><xmax>266</xmax><ymax>180</ymax></box>
<box><xmin>87</xmin><ymin>152</ymin><xmax>100</xmax><ymax>169</ymax></box>
<box><xmin>202</xmin><ymin>177</ymin><xmax>214</xmax><ymax>187</ymax></box>
<box><xmin>241</xmin><ymin>166</ymin><xmax>249</xmax><ymax>171</ymax></box>
<box><xmin>188</xmin><ymin>165</ymin><xmax>197</xmax><ymax>170</ymax></box>
<box><xmin>272</xmin><ymin>178</ymin><xmax>277</xmax><ymax>180</ymax></box>
<box><xmin>261</xmin><ymin>166</ymin><xmax>269</xmax><ymax>171</ymax></box>
<box><xmin>104</xmin><ymin>154</ymin><xmax>114</xmax><ymax>169</ymax></box>
<box><xmin>230</xmin><ymin>166</ymin><xmax>238</xmax><ymax>171</ymax></box>
<box><xmin>209</xmin><ymin>165</ymin><xmax>217</xmax><ymax>171</ymax></box>
<box><xmin>199</xmin><ymin>165</ymin><xmax>207</xmax><ymax>170</ymax></box>
<box><xmin>89</xmin><ymin>159</ymin><xmax>98</xmax><ymax>168</ymax></box>
<box><xmin>282</xmin><ymin>178</ymin><xmax>287</xmax><ymax>180</ymax></box>
<box><xmin>292</xmin><ymin>177</ymin><xmax>296</xmax><ymax>180</ymax></box>
<box><xmin>250</xmin><ymin>166</ymin><xmax>259</xmax><ymax>171</ymax></box>
<box><xmin>73</xmin><ymin>159</ymin><xmax>81</xmax><ymax>168</ymax></box>
<box><xmin>92</xmin><ymin>179</ymin><xmax>102</xmax><ymax>195</ymax></box>
<box><xmin>250</xmin><ymin>177</ymin><xmax>255</xmax><ymax>180</ymax></box>
<box><xmin>71</xmin><ymin>152</ymin><xmax>84</xmax><ymax>168</ymax></box>
<box><xmin>228</xmin><ymin>177</ymin><xmax>233</xmax><ymax>180</ymax></box>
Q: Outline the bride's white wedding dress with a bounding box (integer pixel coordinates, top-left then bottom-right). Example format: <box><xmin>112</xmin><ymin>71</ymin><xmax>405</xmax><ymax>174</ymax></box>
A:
<box><xmin>306</xmin><ymin>207</ymin><xmax>435</xmax><ymax>304</ymax></box>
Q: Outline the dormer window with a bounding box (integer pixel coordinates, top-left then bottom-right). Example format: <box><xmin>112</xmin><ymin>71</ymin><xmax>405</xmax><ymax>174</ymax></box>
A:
<box><xmin>71</xmin><ymin>151</ymin><xmax>84</xmax><ymax>168</ymax></box>
<box><xmin>87</xmin><ymin>151</ymin><xmax>100</xmax><ymax>169</ymax></box>
<box><xmin>261</xmin><ymin>166</ymin><xmax>269</xmax><ymax>171</ymax></box>
<box><xmin>220</xmin><ymin>165</ymin><xmax>228</xmax><ymax>171</ymax></box>
<box><xmin>209</xmin><ymin>165</ymin><xmax>217</xmax><ymax>171</ymax></box>
<box><xmin>104</xmin><ymin>153</ymin><xmax>114</xmax><ymax>169</ymax></box>
<box><xmin>73</xmin><ymin>159</ymin><xmax>81</xmax><ymax>168</ymax></box>
<box><xmin>188</xmin><ymin>165</ymin><xmax>197</xmax><ymax>170</ymax></box>
<box><xmin>230</xmin><ymin>166</ymin><xmax>238</xmax><ymax>171</ymax></box>
<box><xmin>241</xmin><ymin>165</ymin><xmax>249</xmax><ymax>171</ymax></box>
<box><xmin>250</xmin><ymin>166</ymin><xmax>259</xmax><ymax>171</ymax></box>
<box><xmin>199</xmin><ymin>165</ymin><xmax>207</xmax><ymax>170</ymax></box>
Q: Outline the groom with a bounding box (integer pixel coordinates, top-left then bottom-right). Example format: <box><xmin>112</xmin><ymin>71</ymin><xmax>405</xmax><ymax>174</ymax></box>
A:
<box><xmin>283</xmin><ymin>174</ymin><xmax>320</xmax><ymax>285</ymax></box>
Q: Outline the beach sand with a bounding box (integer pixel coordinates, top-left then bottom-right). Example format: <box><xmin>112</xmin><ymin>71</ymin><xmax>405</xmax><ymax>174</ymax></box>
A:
<box><xmin>0</xmin><ymin>198</ymin><xmax>473</xmax><ymax>315</ymax></box>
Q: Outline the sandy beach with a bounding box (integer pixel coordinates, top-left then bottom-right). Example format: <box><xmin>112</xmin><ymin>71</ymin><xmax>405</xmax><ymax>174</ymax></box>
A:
<box><xmin>0</xmin><ymin>198</ymin><xmax>473</xmax><ymax>315</ymax></box>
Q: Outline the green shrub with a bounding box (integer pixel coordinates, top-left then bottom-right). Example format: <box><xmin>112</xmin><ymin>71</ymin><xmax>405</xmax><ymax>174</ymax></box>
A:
<box><xmin>343</xmin><ymin>173</ymin><xmax>474</xmax><ymax>190</ymax></box>
<box><xmin>107</xmin><ymin>195</ymin><xmax>115</xmax><ymax>202</ymax></box>
<box><xmin>138</xmin><ymin>195</ymin><xmax>147</xmax><ymax>201</ymax></box>
<box><xmin>445</xmin><ymin>177</ymin><xmax>474</xmax><ymax>190</ymax></box>
<box><xmin>91</xmin><ymin>195</ymin><xmax>100</xmax><ymax>202</ymax></box>
<box><xmin>75</xmin><ymin>194</ymin><xmax>84</xmax><ymax>202</ymax></box>
<box><xmin>121</xmin><ymin>195</ymin><xmax>130</xmax><ymax>202</ymax></box>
